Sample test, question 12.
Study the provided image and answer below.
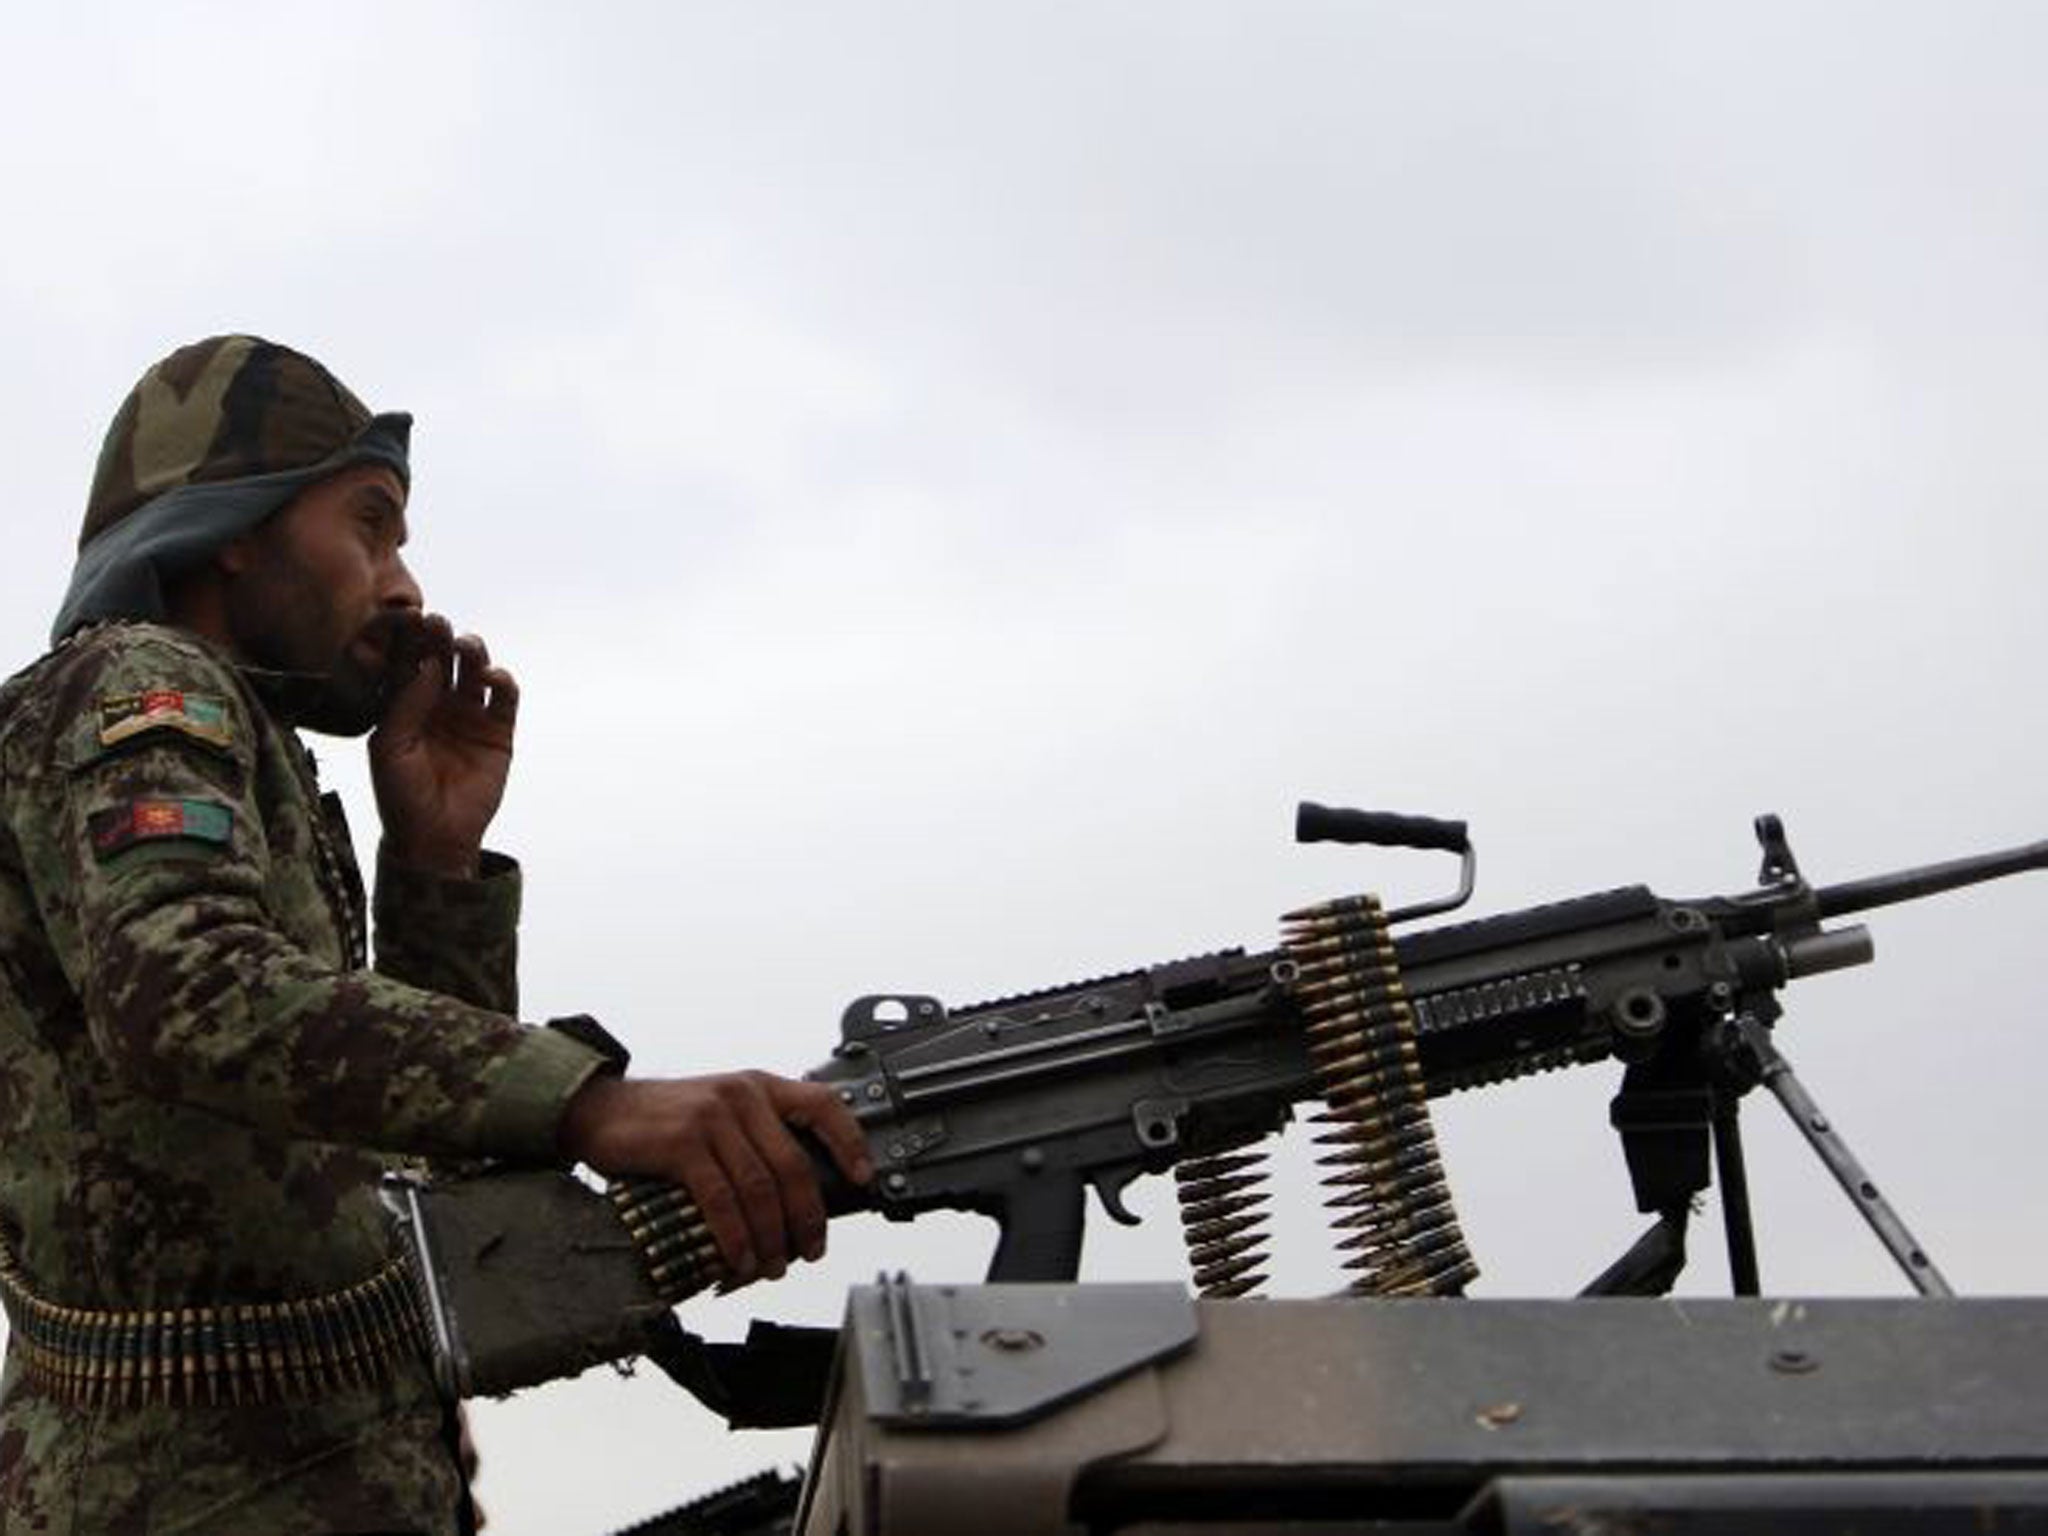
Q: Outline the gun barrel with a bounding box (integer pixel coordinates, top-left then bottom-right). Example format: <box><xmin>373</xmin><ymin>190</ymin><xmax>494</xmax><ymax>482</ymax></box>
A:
<box><xmin>1814</xmin><ymin>839</ymin><xmax>2048</xmax><ymax>919</ymax></box>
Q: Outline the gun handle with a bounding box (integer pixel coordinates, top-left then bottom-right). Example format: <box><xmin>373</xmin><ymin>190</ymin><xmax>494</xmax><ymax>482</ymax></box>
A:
<box><xmin>806</xmin><ymin>1142</ymin><xmax>877</xmax><ymax>1220</ymax></box>
<box><xmin>986</xmin><ymin>1177</ymin><xmax>1088</xmax><ymax>1283</ymax></box>
<box><xmin>803</xmin><ymin>1138</ymin><xmax>1085</xmax><ymax>1282</ymax></box>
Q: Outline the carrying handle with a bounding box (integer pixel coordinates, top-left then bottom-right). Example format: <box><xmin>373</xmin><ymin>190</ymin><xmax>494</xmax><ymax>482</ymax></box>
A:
<box><xmin>1295</xmin><ymin>803</ymin><xmax>1469</xmax><ymax>854</ymax></box>
<box><xmin>1294</xmin><ymin>802</ymin><xmax>1476</xmax><ymax>923</ymax></box>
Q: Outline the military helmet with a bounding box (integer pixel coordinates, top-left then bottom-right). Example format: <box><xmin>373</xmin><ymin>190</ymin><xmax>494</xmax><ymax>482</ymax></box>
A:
<box><xmin>80</xmin><ymin>335</ymin><xmax>405</xmax><ymax>549</ymax></box>
<box><xmin>54</xmin><ymin>335</ymin><xmax>410</xmax><ymax>641</ymax></box>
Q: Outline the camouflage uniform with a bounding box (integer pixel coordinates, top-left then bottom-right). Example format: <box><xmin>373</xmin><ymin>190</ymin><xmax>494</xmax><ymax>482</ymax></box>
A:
<box><xmin>0</xmin><ymin>339</ymin><xmax>609</xmax><ymax>1533</ymax></box>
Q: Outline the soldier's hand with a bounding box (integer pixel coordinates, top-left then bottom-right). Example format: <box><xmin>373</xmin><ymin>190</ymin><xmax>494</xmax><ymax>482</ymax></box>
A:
<box><xmin>556</xmin><ymin>1072</ymin><xmax>872</xmax><ymax>1282</ymax></box>
<box><xmin>370</xmin><ymin>613</ymin><xmax>519</xmax><ymax>879</ymax></box>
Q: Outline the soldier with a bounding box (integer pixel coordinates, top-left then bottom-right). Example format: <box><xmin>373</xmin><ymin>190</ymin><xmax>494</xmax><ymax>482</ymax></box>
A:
<box><xmin>0</xmin><ymin>336</ymin><xmax>871</xmax><ymax>1534</ymax></box>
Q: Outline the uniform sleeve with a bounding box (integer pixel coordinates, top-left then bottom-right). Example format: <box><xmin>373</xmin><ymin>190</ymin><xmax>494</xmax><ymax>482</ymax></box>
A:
<box><xmin>14</xmin><ymin>632</ymin><xmax>607</xmax><ymax>1163</ymax></box>
<box><xmin>373</xmin><ymin>843</ymin><xmax>522</xmax><ymax>1015</ymax></box>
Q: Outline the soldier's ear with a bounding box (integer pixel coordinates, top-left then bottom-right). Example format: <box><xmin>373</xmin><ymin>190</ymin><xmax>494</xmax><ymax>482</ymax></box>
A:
<box><xmin>216</xmin><ymin>532</ymin><xmax>257</xmax><ymax>577</ymax></box>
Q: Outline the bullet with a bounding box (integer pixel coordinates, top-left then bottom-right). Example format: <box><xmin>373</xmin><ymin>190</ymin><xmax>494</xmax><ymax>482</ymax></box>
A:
<box><xmin>284</xmin><ymin>1299</ymin><xmax>314</xmax><ymax>1398</ymax></box>
<box><xmin>1329</xmin><ymin>1204</ymin><xmax>1396</xmax><ymax>1233</ymax></box>
<box><xmin>138</xmin><ymin>1310</ymin><xmax>163</xmax><ymax>1405</ymax></box>
<box><xmin>1284</xmin><ymin>932</ymin><xmax>1398</xmax><ymax>965</ymax></box>
<box><xmin>305</xmin><ymin>1300</ymin><xmax>340</xmax><ymax>1394</ymax></box>
<box><xmin>95</xmin><ymin>1314</ymin><xmax>120</xmax><ymax>1409</ymax></box>
<box><xmin>1378</xmin><ymin>1170</ymin><xmax>1453</xmax><ymax>1207</ymax></box>
<box><xmin>1303</xmin><ymin>1003</ymin><xmax>1405</xmax><ymax>1035</ymax></box>
<box><xmin>1282</xmin><ymin>892</ymin><xmax>1385</xmax><ymax>925</ymax></box>
<box><xmin>169</xmin><ymin>1309</ymin><xmax>191</xmax><ymax>1406</ymax></box>
<box><xmin>1322</xmin><ymin>1161</ymin><xmax>1437</xmax><ymax>1199</ymax></box>
<box><xmin>249</xmin><ymin>1309</ymin><xmax>279</xmax><ymax>1402</ymax></box>
<box><xmin>368</xmin><ymin>1272</ymin><xmax>407</xmax><ymax>1355</ymax></box>
<box><xmin>1316</xmin><ymin>1071</ymin><xmax>1403</xmax><ymax>1105</ymax></box>
<box><xmin>1180</xmin><ymin>1150</ymin><xmax>1265</xmax><ymax>1177</ymax></box>
<box><xmin>104</xmin><ymin>1311</ymin><xmax>126</xmax><ymax>1405</ymax></box>
<box><xmin>1304</xmin><ymin>1005</ymin><xmax>1407</xmax><ymax>1039</ymax></box>
<box><xmin>361</xmin><ymin>1295</ymin><xmax>392</xmax><ymax>1384</ymax></box>
<box><xmin>199</xmin><ymin>1316</ymin><xmax>223</xmax><ymax>1406</ymax></box>
<box><xmin>1187</xmin><ymin>1240</ymin><xmax>1269</xmax><ymax>1276</ymax></box>
<box><xmin>1310</xmin><ymin>1100</ymin><xmax>1431</xmax><ymax>1131</ymax></box>
<box><xmin>1183</xmin><ymin>1209</ymin><xmax>1266</xmax><ymax>1248</ymax></box>
<box><xmin>54</xmin><ymin>1305</ymin><xmax>78</xmax><ymax>1388</ymax></box>
<box><xmin>632</xmin><ymin>1204</ymin><xmax>699</xmax><ymax>1241</ymax></box>
<box><xmin>1382</xmin><ymin>1206</ymin><xmax>1458</xmax><ymax>1244</ymax></box>
<box><xmin>241</xmin><ymin>1307</ymin><xmax>264</xmax><ymax>1403</ymax></box>
<box><xmin>1179</xmin><ymin>1193</ymin><xmax>1271</xmax><ymax>1233</ymax></box>
<box><xmin>1316</xmin><ymin>1142</ymin><xmax>1405</xmax><ymax>1173</ymax></box>
<box><xmin>342</xmin><ymin>1287</ymin><xmax>375</xmax><ymax>1388</ymax></box>
<box><xmin>1191</xmin><ymin>1249</ymin><xmax>1266</xmax><ymax>1289</ymax></box>
<box><xmin>1205</xmin><ymin>1275</ymin><xmax>1266</xmax><ymax>1298</ymax></box>
<box><xmin>1302</xmin><ymin>1040</ymin><xmax>1400</xmax><ymax>1073</ymax></box>
<box><xmin>1309</xmin><ymin>1045</ymin><xmax>1406</xmax><ymax>1082</ymax></box>
<box><xmin>1398</xmin><ymin>1223</ymin><xmax>1472</xmax><ymax>1263</ymax></box>
<box><xmin>1173</xmin><ymin>1168</ymin><xmax>1266</xmax><ymax>1201</ymax></box>
<box><xmin>1296</xmin><ymin>973</ymin><xmax>1404</xmax><ymax>1005</ymax></box>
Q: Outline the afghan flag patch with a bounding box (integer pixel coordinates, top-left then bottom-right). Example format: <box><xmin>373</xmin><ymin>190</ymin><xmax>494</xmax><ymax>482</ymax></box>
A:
<box><xmin>97</xmin><ymin>689</ymin><xmax>234</xmax><ymax>750</ymax></box>
<box><xmin>88</xmin><ymin>798</ymin><xmax>235</xmax><ymax>859</ymax></box>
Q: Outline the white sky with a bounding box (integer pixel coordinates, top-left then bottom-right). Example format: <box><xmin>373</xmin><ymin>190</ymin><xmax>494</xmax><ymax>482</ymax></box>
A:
<box><xmin>5</xmin><ymin>5</ymin><xmax>2047</xmax><ymax>1532</ymax></box>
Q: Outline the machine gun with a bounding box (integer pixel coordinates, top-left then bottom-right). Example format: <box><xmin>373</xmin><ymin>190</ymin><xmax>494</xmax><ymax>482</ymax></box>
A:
<box><xmin>799</xmin><ymin>803</ymin><xmax>2039</xmax><ymax>1299</ymax></box>
<box><xmin>388</xmin><ymin>806</ymin><xmax>2048</xmax><ymax>1401</ymax></box>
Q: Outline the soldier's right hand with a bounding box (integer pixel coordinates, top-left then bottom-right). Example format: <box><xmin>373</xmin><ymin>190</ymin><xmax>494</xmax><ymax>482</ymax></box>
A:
<box><xmin>555</xmin><ymin>1071</ymin><xmax>872</xmax><ymax>1282</ymax></box>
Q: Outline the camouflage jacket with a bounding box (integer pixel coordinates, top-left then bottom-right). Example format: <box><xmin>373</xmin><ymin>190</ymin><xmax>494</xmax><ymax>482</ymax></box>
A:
<box><xmin>0</xmin><ymin>621</ymin><xmax>607</xmax><ymax>1534</ymax></box>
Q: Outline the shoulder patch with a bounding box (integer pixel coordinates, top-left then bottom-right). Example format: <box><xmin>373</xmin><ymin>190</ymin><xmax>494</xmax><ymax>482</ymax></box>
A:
<box><xmin>97</xmin><ymin>690</ymin><xmax>234</xmax><ymax>751</ymax></box>
<box><xmin>89</xmin><ymin>798</ymin><xmax>235</xmax><ymax>859</ymax></box>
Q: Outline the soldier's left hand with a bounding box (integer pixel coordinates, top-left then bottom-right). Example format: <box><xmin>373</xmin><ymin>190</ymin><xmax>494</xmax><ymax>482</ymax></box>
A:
<box><xmin>370</xmin><ymin>613</ymin><xmax>519</xmax><ymax>879</ymax></box>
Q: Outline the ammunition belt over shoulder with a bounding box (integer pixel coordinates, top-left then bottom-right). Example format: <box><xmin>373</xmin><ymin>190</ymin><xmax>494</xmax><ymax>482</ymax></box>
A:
<box><xmin>0</xmin><ymin>1244</ymin><xmax>428</xmax><ymax>1408</ymax></box>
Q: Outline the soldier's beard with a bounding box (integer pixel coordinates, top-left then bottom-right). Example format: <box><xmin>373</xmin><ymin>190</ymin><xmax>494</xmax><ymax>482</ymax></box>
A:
<box><xmin>227</xmin><ymin>577</ymin><xmax>414</xmax><ymax>738</ymax></box>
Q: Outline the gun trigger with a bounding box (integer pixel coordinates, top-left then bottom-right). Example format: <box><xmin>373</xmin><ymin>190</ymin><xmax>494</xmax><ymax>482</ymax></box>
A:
<box><xmin>1090</xmin><ymin>1167</ymin><xmax>1145</xmax><ymax>1228</ymax></box>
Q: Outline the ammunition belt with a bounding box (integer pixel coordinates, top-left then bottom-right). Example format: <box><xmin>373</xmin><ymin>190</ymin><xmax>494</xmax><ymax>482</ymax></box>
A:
<box><xmin>606</xmin><ymin>1177</ymin><xmax>730</xmax><ymax>1303</ymax></box>
<box><xmin>0</xmin><ymin>1244</ymin><xmax>427</xmax><ymax>1408</ymax></box>
<box><xmin>1282</xmin><ymin>891</ymin><xmax>1481</xmax><ymax>1299</ymax></box>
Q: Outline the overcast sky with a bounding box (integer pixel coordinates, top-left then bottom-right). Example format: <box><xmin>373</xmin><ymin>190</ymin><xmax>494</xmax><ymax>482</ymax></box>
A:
<box><xmin>6</xmin><ymin>4</ymin><xmax>2048</xmax><ymax>1531</ymax></box>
